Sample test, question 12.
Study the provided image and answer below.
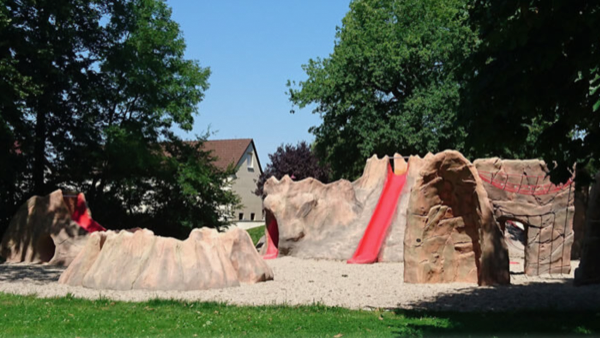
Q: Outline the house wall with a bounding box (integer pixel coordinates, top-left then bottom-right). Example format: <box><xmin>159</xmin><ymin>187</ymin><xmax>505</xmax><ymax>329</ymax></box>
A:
<box><xmin>231</xmin><ymin>144</ymin><xmax>264</xmax><ymax>222</ymax></box>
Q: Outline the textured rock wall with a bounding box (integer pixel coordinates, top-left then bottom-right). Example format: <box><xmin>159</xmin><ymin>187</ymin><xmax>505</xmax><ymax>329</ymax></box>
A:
<box><xmin>474</xmin><ymin>158</ymin><xmax>575</xmax><ymax>276</ymax></box>
<box><xmin>378</xmin><ymin>154</ymin><xmax>429</xmax><ymax>262</ymax></box>
<box><xmin>262</xmin><ymin>155</ymin><xmax>390</xmax><ymax>260</ymax></box>
<box><xmin>404</xmin><ymin>151</ymin><xmax>509</xmax><ymax>285</ymax></box>
<box><xmin>59</xmin><ymin>227</ymin><xmax>273</xmax><ymax>291</ymax></box>
<box><xmin>0</xmin><ymin>190</ymin><xmax>89</xmax><ymax>266</ymax></box>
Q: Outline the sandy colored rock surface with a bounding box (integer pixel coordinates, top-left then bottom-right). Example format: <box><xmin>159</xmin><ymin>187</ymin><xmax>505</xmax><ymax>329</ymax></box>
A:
<box><xmin>263</xmin><ymin>151</ymin><xmax>510</xmax><ymax>288</ymax></box>
<box><xmin>59</xmin><ymin>227</ymin><xmax>273</xmax><ymax>291</ymax></box>
<box><xmin>474</xmin><ymin>158</ymin><xmax>575</xmax><ymax>276</ymax></box>
<box><xmin>262</xmin><ymin>155</ymin><xmax>390</xmax><ymax>260</ymax></box>
<box><xmin>0</xmin><ymin>190</ymin><xmax>89</xmax><ymax>266</ymax></box>
<box><xmin>1</xmin><ymin>257</ymin><xmax>599</xmax><ymax>312</ymax></box>
<box><xmin>404</xmin><ymin>151</ymin><xmax>509</xmax><ymax>286</ymax></box>
<box><xmin>263</xmin><ymin>153</ymin><xmax>433</xmax><ymax>264</ymax></box>
<box><xmin>378</xmin><ymin>154</ymin><xmax>429</xmax><ymax>262</ymax></box>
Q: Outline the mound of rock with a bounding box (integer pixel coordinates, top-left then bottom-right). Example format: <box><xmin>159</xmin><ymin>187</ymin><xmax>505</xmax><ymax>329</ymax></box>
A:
<box><xmin>59</xmin><ymin>227</ymin><xmax>273</xmax><ymax>291</ymax></box>
<box><xmin>474</xmin><ymin>158</ymin><xmax>575</xmax><ymax>276</ymax></box>
<box><xmin>404</xmin><ymin>151</ymin><xmax>509</xmax><ymax>285</ymax></box>
<box><xmin>0</xmin><ymin>190</ymin><xmax>90</xmax><ymax>266</ymax></box>
<box><xmin>262</xmin><ymin>154</ymin><xmax>403</xmax><ymax>260</ymax></box>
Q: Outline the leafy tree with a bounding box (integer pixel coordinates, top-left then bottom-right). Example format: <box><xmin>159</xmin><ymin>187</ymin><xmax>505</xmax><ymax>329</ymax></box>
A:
<box><xmin>459</xmin><ymin>0</ymin><xmax>600</xmax><ymax>183</ymax></box>
<box><xmin>3</xmin><ymin>0</ymin><xmax>109</xmax><ymax>196</ymax></box>
<box><xmin>0</xmin><ymin>5</ymin><xmax>31</xmax><ymax>234</ymax></box>
<box><xmin>67</xmin><ymin>0</ymin><xmax>240</xmax><ymax>236</ymax></box>
<box><xmin>255</xmin><ymin>141</ymin><xmax>331</xmax><ymax>197</ymax></box>
<box><xmin>288</xmin><ymin>0</ymin><xmax>477</xmax><ymax>179</ymax></box>
<box><xmin>0</xmin><ymin>0</ymin><xmax>102</xmax><ymax>235</ymax></box>
<box><xmin>0</xmin><ymin>0</ymin><xmax>239</xmax><ymax>238</ymax></box>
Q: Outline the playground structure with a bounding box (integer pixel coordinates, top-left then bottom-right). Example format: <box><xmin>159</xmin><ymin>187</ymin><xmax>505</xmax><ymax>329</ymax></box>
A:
<box><xmin>348</xmin><ymin>160</ymin><xmax>408</xmax><ymax>264</ymax></box>
<box><xmin>262</xmin><ymin>154</ymin><xmax>407</xmax><ymax>262</ymax></box>
<box><xmin>59</xmin><ymin>227</ymin><xmax>273</xmax><ymax>291</ymax></box>
<box><xmin>0</xmin><ymin>150</ymin><xmax>581</xmax><ymax>290</ymax></box>
<box><xmin>0</xmin><ymin>190</ymin><xmax>105</xmax><ymax>266</ymax></box>
<box><xmin>474</xmin><ymin>158</ymin><xmax>575</xmax><ymax>276</ymax></box>
<box><xmin>261</xmin><ymin>150</ymin><xmax>576</xmax><ymax>285</ymax></box>
<box><xmin>403</xmin><ymin>152</ymin><xmax>508</xmax><ymax>285</ymax></box>
<box><xmin>0</xmin><ymin>190</ymin><xmax>273</xmax><ymax>291</ymax></box>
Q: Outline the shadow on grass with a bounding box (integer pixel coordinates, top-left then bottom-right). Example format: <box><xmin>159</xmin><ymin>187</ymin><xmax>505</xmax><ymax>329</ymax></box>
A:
<box><xmin>392</xmin><ymin>310</ymin><xmax>600</xmax><ymax>338</ymax></box>
<box><xmin>0</xmin><ymin>264</ymin><xmax>64</xmax><ymax>283</ymax></box>
<box><xmin>389</xmin><ymin>280</ymin><xmax>600</xmax><ymax>337</ymax></box>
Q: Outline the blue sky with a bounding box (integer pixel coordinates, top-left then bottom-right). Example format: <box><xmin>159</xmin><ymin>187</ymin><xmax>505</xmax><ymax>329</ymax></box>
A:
<box><xmin>167</xmin><ymin>0</ymin><xmax>351</xmax><ymax>167</ymax></box>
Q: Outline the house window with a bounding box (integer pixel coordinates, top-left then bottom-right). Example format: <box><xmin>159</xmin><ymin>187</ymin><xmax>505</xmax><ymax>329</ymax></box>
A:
<box><xmin>251</xmin><ymin>213</ymin><xmax>255</xmax><ymax>221</ymax></box>
<box><xmin>247</xmin><ymin>152</ymin><xmax>254</xmax><ymax>169</ymax></box>
<box><xmin>239</xmin><ymin>213</ymin><xmax>244</xmax><ymax>221</ymax></box>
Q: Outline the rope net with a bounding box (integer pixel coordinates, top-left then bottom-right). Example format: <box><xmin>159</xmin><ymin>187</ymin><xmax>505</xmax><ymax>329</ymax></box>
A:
<box><xmin>478</xmin><ymin>170</ymin><xmax>573</xmax><ymax>195</ymax></box>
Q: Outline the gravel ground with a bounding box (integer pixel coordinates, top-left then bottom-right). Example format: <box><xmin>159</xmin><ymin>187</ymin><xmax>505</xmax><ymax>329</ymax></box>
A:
<box><xmin>1</xmin><ymin>257</ymin><xmax>600</xmax><ymax>312</ymax></box>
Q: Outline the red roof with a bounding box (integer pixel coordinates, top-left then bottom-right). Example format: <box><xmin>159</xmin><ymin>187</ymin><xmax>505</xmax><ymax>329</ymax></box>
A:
<box><xmin>202</xmin><ymin>139</ymin><xmax>255</xmax><ymax>171</ymax></box>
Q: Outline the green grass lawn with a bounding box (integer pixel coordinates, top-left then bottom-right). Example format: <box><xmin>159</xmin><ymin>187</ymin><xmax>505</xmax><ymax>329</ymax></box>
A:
<box><xmin>1</xmin><ymin>292</ymin><xmax>599</xmax><ymax>337</ymax></box>
<box><xmin>246</xmin><ymin>225</ymin><xmax>265</xmax><ymax>245</ymax></box>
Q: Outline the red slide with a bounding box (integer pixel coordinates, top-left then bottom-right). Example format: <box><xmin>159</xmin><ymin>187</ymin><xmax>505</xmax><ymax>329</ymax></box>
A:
<box><xmin>347</xmin><ymin>163</ymin><xmax>407</xmax><ymax>264</ymax></box>
<box><xmin>263</xmin><ymin>217</ymin><xmax>279</xmax><ymax>259</ymax></box>
<box><xmin>71</xmin><ymin>193</ymin><xmax>106</xmax><ymax>233</ymax></box>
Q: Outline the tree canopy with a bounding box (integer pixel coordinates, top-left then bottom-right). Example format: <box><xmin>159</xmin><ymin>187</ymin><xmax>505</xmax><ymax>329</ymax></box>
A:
<box><xmin>288</xmin><ymin>0</ymin><xmax>476</xmax><ymax>179</ymax></box>
<box><xmin>0</xmin><ymin>0</ymin><xmax>239</xmax><ymax>238</ymax></box>
<box><xmin>255</xmin><ymin>141</ymin><xmax>331</xmax><ymax>197</ymax></box>
<box><xmin>459</xmin><ymin>0</ymin><xmax>600</xmax><ymax>182</ymax></box>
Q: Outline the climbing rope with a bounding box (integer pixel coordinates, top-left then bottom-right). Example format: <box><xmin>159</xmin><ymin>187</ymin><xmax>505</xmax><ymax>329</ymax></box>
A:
<box><xmin>485</xmin><ymin>169</ymin><xmax>575</xmax><ymax>276</ymax></box>
<box><xmin>478</xmin><ymin>170</ymin><xmax>573</xmax><ymax>195</ymax></box>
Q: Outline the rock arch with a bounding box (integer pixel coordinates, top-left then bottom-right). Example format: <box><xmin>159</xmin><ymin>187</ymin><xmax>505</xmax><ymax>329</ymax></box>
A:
<box><xmin>474</xmin><ymin>158</ymin><xmax>575</xmax><ymax>276</ymax></box>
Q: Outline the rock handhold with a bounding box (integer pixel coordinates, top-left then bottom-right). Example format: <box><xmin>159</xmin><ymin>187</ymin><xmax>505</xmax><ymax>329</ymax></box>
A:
<box><xmin>59</xmin><ymin>227</ymin><xmax>273</xmax><ymax>291</ymax></box>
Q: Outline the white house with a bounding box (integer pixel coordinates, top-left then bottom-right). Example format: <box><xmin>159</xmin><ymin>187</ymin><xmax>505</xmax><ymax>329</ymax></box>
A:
<box><xmin>202</xmin><ymin>139</ymin><xmax>264</xmax><ymax>228</ymax></box>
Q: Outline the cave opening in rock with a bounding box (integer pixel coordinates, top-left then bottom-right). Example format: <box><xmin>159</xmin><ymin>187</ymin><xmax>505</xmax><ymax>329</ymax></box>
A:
<box><xmin>500</xmin><ymin>219</ymin><xmax>528</xmax><ymax>274</ymax></box>
<box><xmin>263</xmin><ymin>211</ymin><xmax>279</xmax><ymax>259</ymax></box>
<box><xmin>36</xmin><ymin>235</ymin><xmax>56</xmax><ymax>263</ymax></box>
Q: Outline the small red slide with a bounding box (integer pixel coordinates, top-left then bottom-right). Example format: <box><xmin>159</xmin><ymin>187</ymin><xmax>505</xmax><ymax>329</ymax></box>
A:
<box><xmin>263</xmin><ymin>217</ymin><xmax>279</xmax><ymax>259</ymax></box>
<box><xmin>347</xmin><ymin>163</ymin><xmax>407</xmax><ymax>264</ymax></box>
<box><xmin>71</xmin><ymin>193</ymin><xmax>106</xmax><ymax>233</ymax></box>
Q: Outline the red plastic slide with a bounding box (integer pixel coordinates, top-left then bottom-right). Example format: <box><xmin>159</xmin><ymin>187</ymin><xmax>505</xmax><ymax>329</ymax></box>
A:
<box><xmin>347</xmin><ymin>163</ymin><xmax>407</xmax><ymax>264</ymax></box>
<box><xmin>263</xmin><ymin>217</ymin><xmax>279</xmax><ymax>259</ymax></box>
<box><xmin>71</xmin><ymin>193</ymin><xmax>106</xmax><ymax>233</ymax></box>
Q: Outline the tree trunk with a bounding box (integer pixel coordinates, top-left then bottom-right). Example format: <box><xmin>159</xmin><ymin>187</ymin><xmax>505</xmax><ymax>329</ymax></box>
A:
<box><xmin>575</xmin><ymin>171</ymin><xmax>600</xmax><ymax>285</ymax></box>
<box><xmin>33</xmin><ymin>108</ymin><xmax>46</xmax><ymax>195</ymax></box>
